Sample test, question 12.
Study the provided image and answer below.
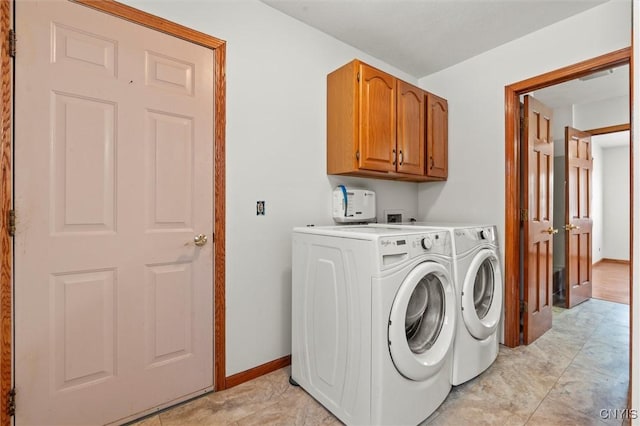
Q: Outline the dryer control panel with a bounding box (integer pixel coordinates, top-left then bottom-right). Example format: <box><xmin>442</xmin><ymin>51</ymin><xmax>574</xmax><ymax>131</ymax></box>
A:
<box><xmin>377</xmin><ymin>231</ymin><xmax>451</xmax><ymax>269</ymax></box>
<box><xmin>454</xmin><ymin>225</ymin><xmax>498</xmax><ymax>254</ymax></box>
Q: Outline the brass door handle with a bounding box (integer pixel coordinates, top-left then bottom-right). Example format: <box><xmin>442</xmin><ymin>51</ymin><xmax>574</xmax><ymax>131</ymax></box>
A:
<box><xmin>564</xmin><ymin>224</ymin><xmax>580</xmax><ymax>231</ymax></box>
<box><xmin>545</xmin><ymin>227</ymin><xmax>559</xmax><ymax>235</ymax></box>
<box><xmin>194</xmin><ymin>234</ymin><xmax>208</xmax><ymax>247</ymax></box>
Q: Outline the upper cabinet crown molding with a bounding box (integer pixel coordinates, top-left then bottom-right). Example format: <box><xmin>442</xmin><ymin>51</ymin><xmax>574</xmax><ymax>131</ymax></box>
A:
<box><xmin>327</xmin><ymin>59</ymin><xmax>448</xmax><ymax>182</ymax></box>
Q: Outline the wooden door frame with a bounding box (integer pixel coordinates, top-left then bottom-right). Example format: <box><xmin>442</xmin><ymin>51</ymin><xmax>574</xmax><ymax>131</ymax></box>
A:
<box><xmin>0</xmin><ymin>0</ymin><xmax>227</xmax><ymax>423</ymax></box>
<box><xmin>504</xmin><ymin>46</ymin><xmax>633</xmax><ymax>347</ymax></box>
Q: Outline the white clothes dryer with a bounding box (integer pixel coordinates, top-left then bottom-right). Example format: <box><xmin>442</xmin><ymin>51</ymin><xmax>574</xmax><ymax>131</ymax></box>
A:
<box><xmin>369</xmin><ymin>223</ymin><xmax>503</xmax><ymax>386</ymax></box>
<box><xmin>291</xmin><ymin>226</ymin><xmax>456</xmax><ymax>425</ymax></box>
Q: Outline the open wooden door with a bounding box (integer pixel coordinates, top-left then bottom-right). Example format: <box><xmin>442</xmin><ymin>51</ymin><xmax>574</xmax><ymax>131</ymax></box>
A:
<box><xmin>564</xmin><ymin>127</ymin><xmax>593</xmax><ymax>308</ymax></box>
<box><xmin>523</xmin><ymin>95</ymin><xmax>555</xmax><ymax>344</ymax></box>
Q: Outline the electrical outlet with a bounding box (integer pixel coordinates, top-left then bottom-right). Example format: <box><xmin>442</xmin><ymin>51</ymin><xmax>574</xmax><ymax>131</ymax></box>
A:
<box><xmin>256</xmin><ymin>201</ymin><xmax>265</xmax><ymax>215</ymax></box>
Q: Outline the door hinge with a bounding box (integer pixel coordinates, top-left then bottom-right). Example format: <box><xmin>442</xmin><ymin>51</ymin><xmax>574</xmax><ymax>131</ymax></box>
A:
<box><xmin>521</xmin><ymin>301</ymin><xmax>528</xmax><ymax>313</ymax></box>
<box><xmin>356</xmin><ymin>71</ymin><xmax>360</xmax><ymax>82</ymax></box>
<box><xmin>7</xmin><ymin>388</ymin><xmax>15</xmax><ymax>417</ymax></box>
<box><xmin>355</xmin><ymin>150</ymin><xmax>360</xmax><ymax>161</ymax></box>
<box><xmin>8</xmin><ymin>209</ymin><xmax>15</xmax><ymax>237</ymax></box>
<box><xmin>8</xmin><ymin>29</ymin><xmax>15</xmax><ymax>58</ymax></box>
<box><xmin>520</xmin><ymin>209</ymin><xmax>528</xmax><ymax>222</ymax></box>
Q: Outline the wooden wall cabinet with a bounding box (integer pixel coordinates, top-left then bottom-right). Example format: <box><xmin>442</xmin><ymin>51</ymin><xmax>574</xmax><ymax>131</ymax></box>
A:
<box><xmin>425</xmin><ymin>92</ymin><xmax>448</xmax><ymax>179</ymax></box>
<box><xmin>327</xmin><ymin>59</ymin><xmax>447</xmax><ymax>182</ymax></box>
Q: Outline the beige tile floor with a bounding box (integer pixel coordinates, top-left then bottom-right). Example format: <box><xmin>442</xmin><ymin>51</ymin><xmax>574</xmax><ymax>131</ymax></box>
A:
<box><xmin>132</xmin><ymin>298</ymin><xmax>630</xmax><ymax>426</ymax></box>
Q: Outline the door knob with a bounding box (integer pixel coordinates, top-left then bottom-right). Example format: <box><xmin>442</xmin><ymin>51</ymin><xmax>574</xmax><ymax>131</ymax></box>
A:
<box><xmin>544</xmin><ymin>227</ymin><xmax>559</xmax><ymax>235</ymax></box>
<box><xmin>564</xmin><ymin>224</ymin><xmax>580</xmax><ymax>231</ymax></box>
<box><xmin>194</xmin><ymin>234</ymin><xmax>208</xmax><ymax>247</ymax></box>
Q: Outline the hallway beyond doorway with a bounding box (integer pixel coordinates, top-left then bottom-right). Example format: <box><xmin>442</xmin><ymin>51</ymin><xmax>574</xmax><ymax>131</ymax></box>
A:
<box><xmin>592</xmin><ymin>260</ymin><xmax>630</xmax><ymax>305</ymax></box>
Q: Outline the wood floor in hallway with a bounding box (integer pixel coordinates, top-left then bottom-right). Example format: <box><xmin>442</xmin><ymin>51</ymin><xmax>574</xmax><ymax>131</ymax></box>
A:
<box><xmin>592</xmin><ymin>260</ymin><xmax>630</xmax><ymax>305</ymax></box>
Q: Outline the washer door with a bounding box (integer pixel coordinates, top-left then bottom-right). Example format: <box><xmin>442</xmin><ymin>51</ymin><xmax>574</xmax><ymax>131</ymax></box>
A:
<box><xmin>461</xmin><ymin>249</ymin><xmax>503</xmax><ymax>340</ymax></box>
<box><xmin>388</xmin><ymin>261</ymin><xmax>455</xmax><ymax>381</ymax></box>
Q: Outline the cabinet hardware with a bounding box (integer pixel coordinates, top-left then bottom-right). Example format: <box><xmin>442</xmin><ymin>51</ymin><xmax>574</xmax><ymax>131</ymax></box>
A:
<box><xmin>399</xmin><ymin>150</ymin><xmax>403</xmax><ymax>165</ymax></box>
<box><xmin>392</xmin><ymin>149</ymin><xmax>396</xmax><ymax>165</ymax></box>
<box><xmin>430</xmin><ymin>156</ymin><xmax>434</xmax><ymax>169</ymax></box>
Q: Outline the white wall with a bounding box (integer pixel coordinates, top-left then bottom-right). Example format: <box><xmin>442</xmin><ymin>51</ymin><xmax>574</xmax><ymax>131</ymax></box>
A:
<box><xmin>574</xmin><ymin>95</ymin><xmax>629</xmax><ymax>130</ymax></box>
<box><xmin>120</xmin><ymin>0</ymin><xmax>419</xmax><ymax>376</ymax></box>
<box><xmin>416</xmin><ymin>0</ymin><xmax>631</xmax><ymax>266</ymax></box>
<box><xmin>592</xmin><ymin>142</ymin><xmax>604</xmax><ymax>263</ymax></box>
<box><xmin>602</xmin><ymin>146</ymin><xmax>630</xmax><ymax>261</ymax></box>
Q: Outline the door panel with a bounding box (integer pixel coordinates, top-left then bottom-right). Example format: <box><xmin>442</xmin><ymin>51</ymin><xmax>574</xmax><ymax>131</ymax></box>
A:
<box><xmin>523</xmin><ymin>96</ymin><xmax>554</xmax><ymax>344</ymax></box>
<box><xmin>396</xmin><ymin>80</ymin><xmax>425</xmax><ymax>175</ymax></box>
<box><xmin>14</xmin><ymin>1</ymin><xmax>214</xmax><ymax>424</ymax></box>
<box><xmin>358</xmin><ymin>64</ymin><xmax>396</xmax><ymax>172</ymax></box>
<box><xmin>426</xmin><ymin>93</ymin><xmax>448</xmax><ymax>179</ymax></box>
<box><xmin>564</xmin><ymin>127</ymin><xmax>593</xmax><ymax>308</ymax></box>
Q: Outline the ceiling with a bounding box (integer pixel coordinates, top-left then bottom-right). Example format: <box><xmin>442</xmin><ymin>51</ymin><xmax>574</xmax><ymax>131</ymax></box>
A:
<box><xmin>262</xmin><ymin>0</ymin><xmax>627</xmax><ymax>127</ymax></box>
<box><xmin>261</xmin><ymin>0</ymin><xmax>608</xmax><ymax>78</ymax></box>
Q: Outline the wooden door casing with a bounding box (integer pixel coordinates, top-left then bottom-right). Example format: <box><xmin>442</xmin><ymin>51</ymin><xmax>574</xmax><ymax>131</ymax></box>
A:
<box><xmin>426</xmin><ymin>92</ymin><xmax>448</xmax><ymax>179</ymax></box>
<box><xmin>396</xmin><ymin>80</ymin><xmax>425</xmax><ymax>175</ymax></box>
<box><xmin>502</xmin><ymin>48</ymin><xmax>631</xmax><ymax>350</ymax></box>
<box><xmin>358</xmin><ymin>63</ymin><xmax>396</xmax><ymax>172</ymax></box>
<box><xmin>523</xmin><ymin>95</ymin><xmax>554</xmax><ymax>344</ymax></box>
<box><xmin>565</xmin><ymin>126</ymin><xmax>593</xmax><ymax>308</ymax></box>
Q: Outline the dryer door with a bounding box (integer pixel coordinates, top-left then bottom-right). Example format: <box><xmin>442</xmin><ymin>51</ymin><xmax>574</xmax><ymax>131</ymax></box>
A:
<box><xmin>461</xmin><ymin>249</ymin><xmax>503</xmax><ymax>340</ymax></box>
<box><xmin>388</xmin><ymin>261</ymin><xmax>455</xmax><ymax>381</ymax></box>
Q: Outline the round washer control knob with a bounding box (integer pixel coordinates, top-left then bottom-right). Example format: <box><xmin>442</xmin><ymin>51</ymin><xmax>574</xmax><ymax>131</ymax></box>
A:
<box><xmin>421</xmin><ymin>237</ymin><xmax>433</xmax><ymax>250</ymax></box>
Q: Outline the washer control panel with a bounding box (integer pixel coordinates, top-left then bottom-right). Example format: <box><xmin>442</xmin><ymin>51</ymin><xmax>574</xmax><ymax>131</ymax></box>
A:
<box><xmin>410</xmin><ymin>231</ymin><xmax>450</xmax><ymax>257</ymax></box>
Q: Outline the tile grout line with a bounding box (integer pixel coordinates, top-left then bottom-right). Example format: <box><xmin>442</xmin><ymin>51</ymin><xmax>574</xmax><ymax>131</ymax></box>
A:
<box><xmin>522</xmin><ymin>307</ymin><xmax>602</xmax><ymax>425</ymax></box>
<box><xmin>529</xmin><ymin>303</ymin><xmax>629</xmax><ymax>425</ymax></box>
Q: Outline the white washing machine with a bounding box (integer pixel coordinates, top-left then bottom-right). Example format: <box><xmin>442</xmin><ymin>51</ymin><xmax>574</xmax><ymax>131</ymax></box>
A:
<box><xmin>291</xmin><ymin>226</ymin><xmax>456</xmax><ymax>425</ymax></box>
<box><xmin>369</xmin><ymin>223</ymin><xmax>503</xmax><ymax>386</ymax></box>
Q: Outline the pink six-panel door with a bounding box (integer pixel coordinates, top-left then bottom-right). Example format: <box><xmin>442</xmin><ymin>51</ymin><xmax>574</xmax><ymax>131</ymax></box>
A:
<box><xmin>14</xmin><ymin>1</ymin><xmax>214</xmax><ymax>424</ymax></box>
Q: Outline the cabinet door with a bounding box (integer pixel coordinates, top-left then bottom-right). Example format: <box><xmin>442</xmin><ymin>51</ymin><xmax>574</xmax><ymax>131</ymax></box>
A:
<box><xmin>426</xmin><ymin>92</ymin><xmax>448</xmax><ymax>179</ymax></box>
<box><xmin>396</xmin><ymin>81</ymin><xmax>425</xmax><ymax>175</ymax></box>
<box><xmin>358</xmin><ymin>63</ymin><xmax>396</xmax><ymax>172</ymax></box>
